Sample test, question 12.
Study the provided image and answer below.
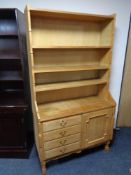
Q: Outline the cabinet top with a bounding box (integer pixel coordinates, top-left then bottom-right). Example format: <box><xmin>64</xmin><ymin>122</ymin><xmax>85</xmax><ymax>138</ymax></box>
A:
<box><xmin>26</xmin><ymin>6</ymin><xmax>115</xmax><ymax>22</ymax></box>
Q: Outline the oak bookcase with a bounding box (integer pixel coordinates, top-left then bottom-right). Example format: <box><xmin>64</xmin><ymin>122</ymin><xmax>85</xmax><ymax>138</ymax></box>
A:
<box><xmin>25</xmin><ymin>6</ymin><xmax>116</xmax><ymax>174</ymax></box>
<box><xmin>0</xmin><ymin>9</ymin><xmax>32</xmax><ymax>157</ymax></box>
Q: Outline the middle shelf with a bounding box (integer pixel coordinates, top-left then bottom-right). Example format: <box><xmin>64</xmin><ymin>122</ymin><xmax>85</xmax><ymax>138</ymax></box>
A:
<box><xmin>33</xmin><ymin>64</ymin><xmax>109</xmax><ymax>73</ymax></box>
<box><xmin>35</xmin><ymin>79</ymin><xmax>107</xmax><ymax>92</ymax></box>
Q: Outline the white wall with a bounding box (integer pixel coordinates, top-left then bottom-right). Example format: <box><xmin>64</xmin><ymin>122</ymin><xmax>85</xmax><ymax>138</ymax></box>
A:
<box><xmin>0</xmin><ymin>0</ymin><xmax>131</xmax><ymax>125</ymax></box>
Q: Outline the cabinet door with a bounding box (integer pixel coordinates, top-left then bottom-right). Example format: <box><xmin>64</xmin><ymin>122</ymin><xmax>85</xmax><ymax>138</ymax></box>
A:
<box><xmin>0</xmin><ymin>112</ymin><xmax>26</xmax><ymax>148</ymax></box>
<box><xmin>82</xmin><ymin>109</ymin><xmax>114</xmax><ymax>148</ymax></box>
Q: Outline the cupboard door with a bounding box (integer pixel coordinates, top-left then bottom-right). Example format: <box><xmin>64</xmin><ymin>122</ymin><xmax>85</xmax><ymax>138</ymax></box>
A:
<box><xmin>0</xmin><ymin>112</ymin><xmax>26</xmax><ymax>148</ymax></box>
<box><xmin>82</xmin><ymin>109</ymin><xmax>114</xmax><ymax>148</ymax></box>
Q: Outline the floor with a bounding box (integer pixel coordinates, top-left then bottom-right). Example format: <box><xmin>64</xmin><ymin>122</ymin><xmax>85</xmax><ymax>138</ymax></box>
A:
<box><xmin>0</xmin><ymin>127</ymin><xmax>131</xmax><ymax>175</ymax></box>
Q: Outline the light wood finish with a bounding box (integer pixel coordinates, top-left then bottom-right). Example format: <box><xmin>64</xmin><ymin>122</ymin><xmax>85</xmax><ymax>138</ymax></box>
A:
<box><xmin>38</xmin><ymin>96</ymin><xmax>115</xmax><ymax>122</ymax></box>
<box><xmin>25</xmin><ymin>6</ymin><xmax>116</xmax><ymax>174</ymax></box>
<box><xmin>33</xmin><ymin>49</ymin><xmax>110</xmax><ymax>68</ymax></box>
<box><xmin>33</xmin><ymin>65</ymin><xmax>109</xmax><ymax>73</ymax></box>
<box><xmin>82</xmin><ymin>109</ymin><xmax>114</xmax><ymax>148</ymax></box>
<box><xmin>35</xmin><ymin>79</ymin><xmax>107</xmax><ymax>92</ymax></box>
<box><xmin>30</xmin><ymin>8</ymin><xmax>114</xmax><ymax>22</ymax></box>
<box><xmin>32</xmin><ymin>46</ymin><xmax>111</xmax><ymax>49</ymax></box>
<box><xmin>31</xmin><ymin>18</ymin><xmax>112</xmax><ymax>47</ymax></box>
<box><xmin>35</xmin><ymin>70</ymin><xmax>99</xmax><ymax>85</ymax></box>
<box><xmin>117</xmin><ymin>20</ymin><xmax>131</xmax><ymax>127</ymax></box>
<box><xmin>104</xmin><ymin>141</ymin><xmax>110</xmax><ymax>152</ymax></box>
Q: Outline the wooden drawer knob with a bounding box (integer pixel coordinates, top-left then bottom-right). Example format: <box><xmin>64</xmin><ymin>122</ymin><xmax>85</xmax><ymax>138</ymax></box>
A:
<box><xmin>59</xmin><ymin>131</ymin><xmax>66</xmax><ymax>136</ymax></box>
<box><xmin>60</xmin><ymin>147</ymin><xmax>66</xmax><ymax>153</ymax></box>
<box><xmin>59</xmin><ymin>139</ymin><xmax>67</xmax><ymax>146</ymax></box>
<box><xmin>60</xmin><ymin>120</ymin><xmax>67</xmax><ymax>127</ymax></box>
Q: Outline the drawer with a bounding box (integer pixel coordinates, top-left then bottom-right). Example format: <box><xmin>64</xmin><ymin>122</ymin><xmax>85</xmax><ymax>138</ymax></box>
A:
<box><xmin>43</xmin><ymin>115</ymin><xmax>81</xmax><ymax>132</ymax></box>
<box><xmin>44</xmin><ymin>133</ymin><xmax>81</xmax><ymax>151</ymax></box>
<box><xmin>44</xmin><ymin>125</ymin><xmax>81</xmax><ymax>142</ymax></box>
<box><xmin>45</xmin><ymin>142</ymin><xmax>80</xmax><ymax>160</ymax></box>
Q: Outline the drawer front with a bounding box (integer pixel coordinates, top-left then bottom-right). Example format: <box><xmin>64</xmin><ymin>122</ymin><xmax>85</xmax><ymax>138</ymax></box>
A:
<box><xmin>44</xmin><ymin>125</ymin><xmax>81</xmax><ymax>142</ymax></box>
<box><xmin>43</xmin><ymin>115</ymin><xmax>81</xmax><ymax>132</ymax></box>
<box><xmin>44</xmin><ymin>133</ymin><xmax>81</xmax><ymax>151</ymax></box>
<box><xmin>45</xmin><ymin>142</ymin><xmax>80</xmax><ymax>160</ymax></box>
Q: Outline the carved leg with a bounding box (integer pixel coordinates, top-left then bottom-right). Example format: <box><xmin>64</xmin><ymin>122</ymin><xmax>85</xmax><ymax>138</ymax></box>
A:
<box><xmin>104</xmin><ymin>141</ymin><xmax>110</xmax><ymax>152</ymax></box>
<box><xmin>41</xmin><ymin>161</ymin><xmax>46</xmax><ymax>175</ymax></box>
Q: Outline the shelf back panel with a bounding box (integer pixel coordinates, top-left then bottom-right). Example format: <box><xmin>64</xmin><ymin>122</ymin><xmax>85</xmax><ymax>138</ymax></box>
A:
<box><xmin>36</xmin><ymin>85</ymin><xmax>98</xmax><ymax>104</ymax></box>
<box><xmin>0</xmin><ymin>59</ymin><xmax>21</xmax><ymax>71</ymax></box>
<box><xmin>33</xmin><ymin>49</ymin><xmax>110</xmax><ymax>67</ymax></box>
<box><xmin>0</xmin><ymin>81</ymin><xmax>23</xmax><ymax>90</ymax></box>
<box><xmin>0</xmin><ymin>38</ymin><xmax>19</xmax><ymax>57</ymax></box>
<box><xmin>31</xmin><ymin>17</ymin><xmax>113</xmax><ymax>47</ymax></box>
<box><xmin>35</xmin><ymin>70</ymin><xmax>105</xmax><ymax>84</ymax></box>
<box><xmin>0</xmin><ymin>19</ymin><xmax>17</xmax><ymax>35</ymax></box>
<box><xmin>0</xmin><ymin>91</ymin><xmax>25</xmax><ymax>106</ymax></box>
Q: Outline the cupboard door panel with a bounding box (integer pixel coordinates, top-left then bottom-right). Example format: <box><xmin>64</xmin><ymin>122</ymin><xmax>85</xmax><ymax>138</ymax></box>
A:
<box><xmin>82</xmin><ymin>109</ymin><xmax>114</xmax><ymax>148</ymax></box>
<box><xmin>0</xmin><ymin>113</ymin><xmax>26</xmax><ymax>148</ymax></box>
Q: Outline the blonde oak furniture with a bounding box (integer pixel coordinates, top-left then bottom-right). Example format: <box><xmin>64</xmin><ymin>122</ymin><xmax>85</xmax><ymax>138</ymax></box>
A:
<box><xmin>25</xmin><ymin>6</ymin><xmax>116</xmax><ymax>174</ymax></box>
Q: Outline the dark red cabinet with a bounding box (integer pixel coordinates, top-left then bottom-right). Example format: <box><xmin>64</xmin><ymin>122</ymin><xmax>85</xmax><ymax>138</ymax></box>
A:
<box><xmin>0</xmin><ymin>113</ymin><xmax>26</xmax><ymax>148</ymax></box>
<box><xmin>0</xmin><ymin>9</ymin><xmax>32</xmax><ymax>157</ymax></box>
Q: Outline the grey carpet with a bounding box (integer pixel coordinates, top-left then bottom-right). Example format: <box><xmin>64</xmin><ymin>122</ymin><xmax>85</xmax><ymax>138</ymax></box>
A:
<box><xmin>0</xmin><ymin>127</ymin><xmax>131</xmax><ymax>175</ymax></box>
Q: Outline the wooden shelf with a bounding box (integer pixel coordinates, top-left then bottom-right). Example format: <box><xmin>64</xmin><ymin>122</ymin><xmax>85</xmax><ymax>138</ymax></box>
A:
<box><xmin>35</xmin><ymin>79</ymin><xmax>107</xmax><ymax>92</ymax></box>
<box><xmin>32</xmin><ymin>46</ymin><xmax>111</xmax><ymax>50</ymax></box>
<box><xmin>38</xmin><ymin>96</ymin><xmax>115</xmax><ymax>122</ymax></box>
<box><xmin>33</xmin><ymin>65</ymin><xmax>109</xmax><ymax>73</ymax></box>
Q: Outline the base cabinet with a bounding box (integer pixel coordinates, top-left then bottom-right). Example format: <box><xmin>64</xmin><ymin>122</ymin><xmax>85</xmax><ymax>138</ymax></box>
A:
<box><xmin>82</xmin><ymin>109</ymin><xmax>114</xmax><ymax>149</ymax></box>
<box><xmin>41</xmin><ymin>108</ymin><xmax>114</xmax><ymax>162</ymax></box>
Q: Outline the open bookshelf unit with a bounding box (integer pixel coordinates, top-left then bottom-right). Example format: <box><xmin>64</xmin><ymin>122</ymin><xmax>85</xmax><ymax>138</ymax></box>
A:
<box><xmin>25</xmin><ymin>6</ymin><xmax>116</xmax><ymax>174</ymax></box>
<box><xmin>0</xmin><ymin>9</ymin><xmax>32</xmax><ymax>157</ymax></box>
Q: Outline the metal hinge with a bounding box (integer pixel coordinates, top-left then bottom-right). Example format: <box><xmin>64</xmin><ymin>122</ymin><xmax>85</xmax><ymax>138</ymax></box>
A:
<box><xmin>24</xmin><ymin>141</ymin><xmax>27</xmax><ymax>147</ymax></box>
<box><xmin>21</xmin><ymin>118</ymin><xmax>24</xmax><ymax>124</ymax></box>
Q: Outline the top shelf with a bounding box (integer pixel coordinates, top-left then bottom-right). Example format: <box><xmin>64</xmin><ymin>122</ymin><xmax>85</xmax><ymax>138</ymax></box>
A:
<box><xmin>32</xmin><ymin>46</ymin><xmax>111</xmax><ymax>50</ymax></box>
<box><xmin>30</xmin><ymin>8</ymin><xmax>115</xmax><ymax>22</ymax></box>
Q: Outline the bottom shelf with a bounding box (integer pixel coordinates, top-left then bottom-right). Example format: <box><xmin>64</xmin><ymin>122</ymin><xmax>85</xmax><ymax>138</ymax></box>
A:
<box><xmin>38</xmin><ymin>96</ymin><xmax>115</xmax><ymax>122</ymax></box>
